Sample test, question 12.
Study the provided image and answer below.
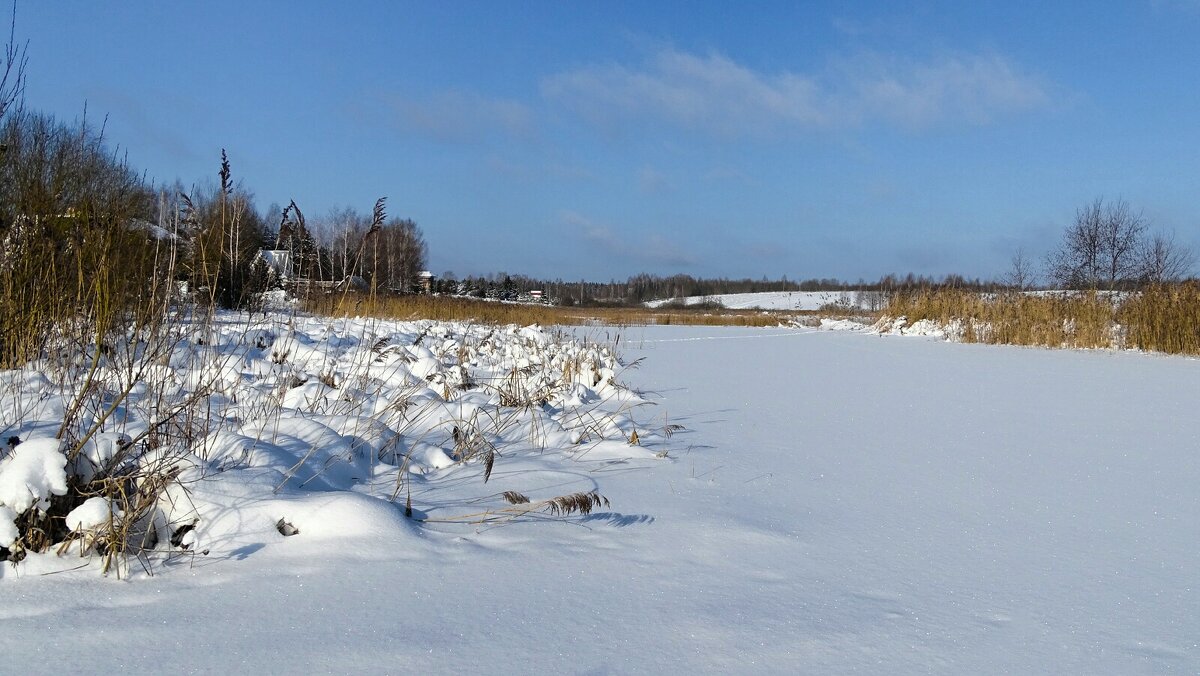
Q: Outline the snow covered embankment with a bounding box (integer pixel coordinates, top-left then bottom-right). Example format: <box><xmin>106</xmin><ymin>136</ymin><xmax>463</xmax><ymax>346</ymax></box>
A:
<box><xmin>870</xmin><ymin>316</ymin><xmax>967</xmax><ymax>340</ymax></box>
<box><xmin>868</xmin><ymin>315</ymin><xmax>1132</xmax><ymax>349</ymax></box>
<box><xmin>645</xmin><ymin>290</ymin><xmax>875</xmax><ymax>311</ymax></box>
<box><xmin>0</xmin><ymin>314</ymin><xmax>657</xmax><ymax>576</ymax></box>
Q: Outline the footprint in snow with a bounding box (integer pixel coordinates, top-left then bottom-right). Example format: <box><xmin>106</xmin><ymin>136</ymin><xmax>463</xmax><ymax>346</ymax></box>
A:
<box><xmin>975</xmin><ymin>612</ymin><xmax>1012</xmax><ymax>627</ymax></box>
<box><xmin>1124</xmin><ymin>641</ymin><xmax>1188</xmax><ymax>662</ymax></box>
<box><xmin>848</xmin><ymin>590</ymin><xmax>908</xmax><ymax>620</ymax></box>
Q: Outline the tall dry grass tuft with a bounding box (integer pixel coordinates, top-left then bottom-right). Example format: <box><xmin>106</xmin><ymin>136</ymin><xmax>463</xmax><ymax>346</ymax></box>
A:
<box><xmin>0</xmin><ymin>110</ymin><xmax>161</xmax><ymax>369</ymax></box>
<box><xmin>887</xmin><ymin>288</ymin><xmax>1117</xmax><ymax>349</ymax></box>
<box><xmin>0</xmin><ymin>131</ymin><xmax>274</xmax><ymax>572</ymax></box>
<box><xmin>1118</xmin><ymin>282</ymin><xmax>1200</xmax><ymax>354</ymax></box>
<box><xmin>886</xmin><ymin>285</ymin><xmax>1200</xmax><ymax>354</ymax></box>
<box><xmin>308</xmin><ymin>292</ymin><xmax>798</xmax><ymax>328</ymax></box>
<box><xmin>422</xmin><ymin>490</ymin><xmax>611</xmax><ymax>524</ymax></box>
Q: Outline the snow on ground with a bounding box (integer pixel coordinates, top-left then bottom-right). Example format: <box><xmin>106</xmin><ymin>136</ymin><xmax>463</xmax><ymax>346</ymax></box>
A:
<box><xmin>645</xmin><ymin>289</ymin><xmax>1121</xmax><ymax>313</ymax></box>
<box><xmin>2</xmin><ymin>319</ymin><xmax>1199</xmax><ymax>673</ymax></box>
<box><xmin>646</xmin><ymin>290</ymin><xmax>870</xmax><ymax>311</ymax></box>
<box><xmin>0</xmin><ymin>312</ymin><xmax>651</xmax><ymax>574</ymax></box>
<box><xmin>872</xmin><ymin>315</ymin><xmax>965</xmax><ymax>340</ymax></box>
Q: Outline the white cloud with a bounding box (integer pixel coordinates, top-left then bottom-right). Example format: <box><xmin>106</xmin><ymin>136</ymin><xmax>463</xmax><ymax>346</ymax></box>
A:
<box><xmin>835</xmin><ymin>52</ymin><xmax>1051</xmax><ymax>128</ymax></box>
<box><xmin>542</xmin><ymin>47</ymin><xmax>1052</xmax><ymax>136</ymax></box>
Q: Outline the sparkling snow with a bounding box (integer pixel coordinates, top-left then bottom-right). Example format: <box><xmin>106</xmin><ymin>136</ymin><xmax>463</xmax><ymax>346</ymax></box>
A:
<box><xmin>1</xmin><ymin>321</ymin><xmax>1197</xmax><ymax>673</ymax></box>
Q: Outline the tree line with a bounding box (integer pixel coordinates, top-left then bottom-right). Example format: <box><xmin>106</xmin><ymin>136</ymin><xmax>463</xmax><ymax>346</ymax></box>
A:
<box><xmin>0</xmin><ymin>108</ymin><xmax>429</xmax><ymax>308</ymax></box>
<box><xmin>448</xmin><ymin>197</ymin><xmax>1196</xmax><ymax>307</ymax></box>
<box><xmin>425</xmin><ymin>271</ymin><xmax>1007</xmax><ymax>307</ymax></box>
<box><xmin>0</xmin><ymin>13</ymin><xmax>427</xmax><ymax>366</ymax></box>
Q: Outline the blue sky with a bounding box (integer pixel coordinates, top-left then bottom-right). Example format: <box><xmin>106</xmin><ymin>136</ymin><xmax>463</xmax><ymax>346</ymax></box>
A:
<box><xmin>17</xmin><ymin>1</ymin><xmax>1200</xmax><ymax>281</ymax></box>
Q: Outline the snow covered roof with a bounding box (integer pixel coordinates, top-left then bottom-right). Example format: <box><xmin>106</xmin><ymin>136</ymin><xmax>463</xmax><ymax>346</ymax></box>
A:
<box><xmin>129</xmin><ymin>219</ymin><xmax>180</xmax><ymax>241</ymax></box>
<box><xmin>257</xmin><ymin>250</ymin><xmax>292</xmax><ymax>278</ymax></box>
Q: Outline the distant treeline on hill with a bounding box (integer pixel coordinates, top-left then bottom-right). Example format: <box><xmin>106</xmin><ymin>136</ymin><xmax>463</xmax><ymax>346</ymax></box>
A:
<box><xmin>440</xmin><ymin>272</ymin><xmax>1003</xmax><ymax>306</ymax></box>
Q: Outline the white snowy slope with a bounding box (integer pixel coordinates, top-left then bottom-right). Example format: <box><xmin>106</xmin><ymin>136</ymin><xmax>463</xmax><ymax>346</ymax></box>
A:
<box><xmin>645</xmin><ymin>290</ymin><xmax>866</xmax><ymax>311</ymax></box>
<box><xmin>2</xmin><ymin>325</ymin><xmax>1199</xmax><ymax>674</ymax></box>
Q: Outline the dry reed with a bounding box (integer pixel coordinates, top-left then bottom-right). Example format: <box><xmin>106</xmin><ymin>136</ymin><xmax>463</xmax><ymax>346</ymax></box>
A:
<box><xmin>886</xmin><ymin>285</ymin><xmax>1200</xmax><ymax>354</ymax></box>
<box><xmin>307</xmin><ymin>292</ymin><xmax>802</xmax><ymax>328</ymax></box>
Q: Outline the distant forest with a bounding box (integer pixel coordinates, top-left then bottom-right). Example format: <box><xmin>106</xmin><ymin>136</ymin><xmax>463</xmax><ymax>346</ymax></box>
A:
<box><xmin>438</xmin><ymin>272</ymin><xmax>1003</xmax><ymax>306</ymax></box>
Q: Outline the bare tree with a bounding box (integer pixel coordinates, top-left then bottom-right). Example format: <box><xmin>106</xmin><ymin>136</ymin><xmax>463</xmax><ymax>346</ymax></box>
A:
<box><xmin>1002</xmin><ymin>246</ymin><xmax>1036</xmax><ymax>291</ymax></box>
<box><xmin>1137</xmin><ymin>231</ymin><xmax>1195</xmax><ymax>284</ymax></box>
<box><xmin>1098</xmin><ymin>199</ymin><xmax>1146</xmax><ymax>286</ymax></box>
<box><xmin>1046</xmin><ymin>197</ymin><xmax>1146</xmax><ymax>289</ymax></box>
<box><xmin>371</xmin><ymin>217</ymin><xmax>426</xmax><ymax>292</ymax></box>
<box><xmin>0</xmin><ymin>2</ymin><xmax>26</xmax><ymax>124</ymax></box>
<box><xmin>316</xmin><ymin>206</ymin><xmax>369</xmax><ymax>281</ymax></box>
<box><xmin>176</xmin><ymin>155</ymin><xmax>270</xmax><ymax>309</ymax></box>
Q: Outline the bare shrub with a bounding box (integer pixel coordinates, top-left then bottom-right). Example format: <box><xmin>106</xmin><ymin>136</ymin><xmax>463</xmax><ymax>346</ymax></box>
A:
<box><xmin>1001</xmin><ymin>247</ymin><xmax>1037</xmax><ymax>291</ymax></box>
<box><xmin>1044</xmin><ymin>198</ymin><xmax>1193</xmax><ymax>290</ymax></box>
<box><xmin>1137</xmin><ymin>232</ymin><xmax>1195</xmax><ymax>284</ymax></box>
<box><xmin>0</xmin><ymin>110</ymin><xmax>160</xmax><ymax>368</ymax></box>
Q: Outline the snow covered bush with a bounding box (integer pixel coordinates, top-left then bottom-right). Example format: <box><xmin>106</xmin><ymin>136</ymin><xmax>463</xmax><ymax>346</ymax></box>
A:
<box><xmin>0</xmin><ymin>438</ymin><xmax>68</xmax><ymax>552</ymax></box>
<box><xmin>0</xmin><ymin>110</ymin><xmax>164</xmax><ymax>371</ymax></box>
<box><xmin>0</xmin><ymin>310</ymin><xmax>659</xmax><ymax>576</ymax></box>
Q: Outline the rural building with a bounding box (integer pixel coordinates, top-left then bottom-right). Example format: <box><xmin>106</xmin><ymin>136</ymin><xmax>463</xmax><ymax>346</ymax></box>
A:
<box><xmin>418</xmin><ymin>270</ymin><xmax>434</xmax><ymax>294</ymax></box>
<box><xmin>255</xmin><ymin>250</ymin><xmax>293</xmax><ymax>283</ymax></box>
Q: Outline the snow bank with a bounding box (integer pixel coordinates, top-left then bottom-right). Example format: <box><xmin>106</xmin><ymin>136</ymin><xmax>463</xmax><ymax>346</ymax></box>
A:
<box><xmin>817</xmin><ymin>317</ymin><xmax>870</xmax><ymax>332</ymax></box>
<box><xmin>0</xmin><ymin>438</ymin><xmax>68</xmax><ymax>514</ymax></box>
<box><xmin>0</xmin><ymin>311</ymin><xmax>656</xmax><ymax>572</ymax></box>
<box><xmin>4</xmin><ymin>325</ymin><xmax>1198</xmax><ymax>673</ymax></box>
<box><xmin>0</xmin><ymin>438</ymin><xmax>69</xmax><ymax>548</ymax></box>
<box><xmin>647</xmin><ymin>290</ymin><xmax>874</xmax><ymax>311</ymax></box>
<box><xmin>0</xmin><ymin>506</ymin><xmax>17</xmax><ymax>548</ymax></box>
<box><xmin>65</xmin><ymin>497</ymin><xmax>117</xmax><ymax>532</ymax></box>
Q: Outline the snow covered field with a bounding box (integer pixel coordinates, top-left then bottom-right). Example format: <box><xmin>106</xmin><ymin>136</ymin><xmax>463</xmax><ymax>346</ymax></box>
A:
<box><xmin>2</xmin><ymin>320</ymin><xmax>1198</xmax><ymax>673</ymax></box>
<box><xmin>645</xmin><ymin>290</ymin><xmax>866</xmax><ymax>311</ymax></box>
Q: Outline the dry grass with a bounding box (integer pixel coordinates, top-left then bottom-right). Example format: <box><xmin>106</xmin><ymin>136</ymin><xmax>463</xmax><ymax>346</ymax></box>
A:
<box><xmin>1118</xmin><ymin>283</ymin><xmax>1200</xmax><ymax>354</ymax></box>
<box><xmin>306</xmin><ymin>292</ymin><xmax>800</xmax><ymax>327</ymax></box>
<box><xmin>422</xmin><ymin>490</ymin><xmax>611</xmax><ymax>524</ymax></box>
<box><xmin>887</xmin><ymin>284</ymin><xmax>1200</xmax><ymax>354</ymax></box>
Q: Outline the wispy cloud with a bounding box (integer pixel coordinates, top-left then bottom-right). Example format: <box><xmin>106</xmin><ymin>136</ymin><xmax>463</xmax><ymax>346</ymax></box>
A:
<box><xmin>833</xmin><ymin>52</ymin><xmax>1051</xmax><ymax>128</ymax></box>
<box><xmin>1150</xmin><ymin>0</ymin><xmax>1200</xmax><ymax>13</ymax></box>
<box><xmin>543</xmin><ymin>49</ymin><xmax>829</xmax><ymax>136</ymax></box>
<box><xmin>703</xmin><ymin>165</ymin><xmax>755</xmax><ymax>185</ymax></box>
<box><xmin>391</xmin><ymin>90</ymin><xmax>534</xmax><ymax>144</ymax></box>
<box><xmin>84</xmin><ymin>86</ymin><xmax>202</xmax><ymax>164</ymax></box>
<box><xmin>542</xmin><ymin>47</ymin><xmax>1053</xmax><ymax>137</ymax></box>
<box><xmin>636</xmin><ymin>166</ymin><xmax>671</xmax><ymax>194</ymax></box>
<box><xmin>563</xmin><ymin>211</ymin><xmax>696</xmax><ymax>267</ymax></box>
